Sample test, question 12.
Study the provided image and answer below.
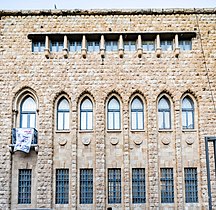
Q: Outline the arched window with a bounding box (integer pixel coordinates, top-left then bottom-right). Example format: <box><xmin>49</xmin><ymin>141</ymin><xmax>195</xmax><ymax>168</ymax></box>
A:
<box><xmin>182</xmin><ymin>96</ymin><xmax>194</xmax><ymax>129</ymax></box>
<box><xmin>107</xmin><ymin>97</ymin><xmax>120</xmax><ymax>130</ymax></box>
<box><xmin>57</xmin><ymin>98</ymin><xmax>70</xmax><ymax>130</ymax></box>
<box><xmin>158</xmin><ymin>96</ymin><xmax>171</xmax><ymax>129</ymax></box>
<box><xmin>80</xmin><ymin>98</ymin><xmax>93</xmax><ymax>130</ymax></box>
<box><xmin>131</xmin><ymin>97</ymin><xmax>144</xmax><ymax>130</ymax></box>
<box><xmin>20</xmin><ymin>96</ymin><xmax>36</xmax><ymax>128</ymax></box>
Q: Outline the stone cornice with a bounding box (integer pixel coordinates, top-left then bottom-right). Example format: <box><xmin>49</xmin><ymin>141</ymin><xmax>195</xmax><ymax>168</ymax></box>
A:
<box><xmin>0</xmin><ymin>8</ymin><xmax>216</xmax><ymax>16</ymax></box>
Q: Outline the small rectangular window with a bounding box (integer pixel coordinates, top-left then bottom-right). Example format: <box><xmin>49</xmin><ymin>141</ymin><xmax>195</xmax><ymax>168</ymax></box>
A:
<box><xmin>80</xmin><ymin>169</ymin><xmax>93</xmax><ymax>204</ymax></box>
<box><xmin>18</xmin><ymin>169</ymin><xmax>32</xmax><ymax>204</ymax></box>
<box><xmin>160</xmin><ymin>168</ymin><xmax>174</xmax><ymax>203</ymax></box>
<box><xmin>69</xmin><ymin>41</ymin><xmax>82</xmax><ymax>52</ymax></box>
<box><xmin>124</xmin><ymin>41</ymin><xmax>136</xmax><ymax>51</ymax></box>
<box><xmin>185</xmin><ymin>168</ymin><xmax>198</xmax><ymax>203</ymax></box>
<box><xmin>161</xmin><ymin>40</ymin><xmax>173</xmax><ymax>51</ymax></box>
<box><xmin>179</xmin><ymin>40</ymin><xmax>192</xmax><ymax>51</ymax></box>
<box><xmin>106</xmin><ymin>41</ymin><xmax>118</xmax><ymax>51</ymax></box>
<box><xmin>32</xmin><ymin>40</ymin><xmax>45</xmax><ymax>52</ymax></box>
<box><xmin>142</xmin><ymin>41</ymin><xmax>155</xmax><ymax>51</ymax></box>
<box><xmin>108</xmin><ymin>168</ymin><xmax>121</xmax><ymax>204</ymax></box>
<box><xmin>50</xmin><ymin>40</ymin><xmax>64</xmax><ymax>52</ymax></box>
<box><xmin>87</xmin><ymin>41</ymin><xmax>100</xmax><ymax>52</ymax></box>
<box><xmin>56</xmin><ymin>169</ymin><xmax>69</xmax><ymax>204</ymax></box>
<box><xmin>132</xmin><ymin>168</ymin><xmax>146</xmax><ymax>203</ymax></box>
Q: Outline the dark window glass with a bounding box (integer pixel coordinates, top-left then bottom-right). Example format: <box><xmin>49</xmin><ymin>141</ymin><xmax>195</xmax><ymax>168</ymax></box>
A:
<box><xmin>160</xmin><ymin>168</ymin><xmax>174</xmax><ymax>203</ymax></box>
<box><xmin>56</xmin><ymin>169</ymin><xmax>69</xmax><ymax>204</ymax></box>
<box><xmin>80</xmin><ymin>169</ymin><xmax>93</xmax><ymax>204</ymax></box>
<box><xmin>18</xmin><ymin>169</ymin><xmax>32</xmax><ymax>204</ymax></box>
<box><xmin>185</xmin><ymin>168</ymin><xmax>198</xmax><ymax>203</ymax></box>
<box><xmin>108</xmin><ymin>169</ymin><xmax>121</xmax><ymax>204</ymax></box>
<box><xmin>132</xmin><ymin>168</ymin><xmax>146</xmax><ymax>203</ymax></box>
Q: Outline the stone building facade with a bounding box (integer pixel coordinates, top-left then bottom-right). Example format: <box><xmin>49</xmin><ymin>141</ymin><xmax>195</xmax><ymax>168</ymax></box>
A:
<box><xmin>0</xmin><ymin>8</ymin><xmax>216</xmax><ymax>210</ymax></box>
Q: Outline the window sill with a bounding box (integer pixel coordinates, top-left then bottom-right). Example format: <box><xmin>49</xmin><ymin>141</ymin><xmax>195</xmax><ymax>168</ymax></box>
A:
<box><xmin>130</xmin><ymin>129</ymin><xmax>145</xmax><ymax>133</ymax></box>
<box><xmin>9</xmin><ymin>144</ymin><xmax>39</xmax><ymax>153</ymax></box>
<box><xmin>55</xmin><ymin>130</ymin><xmax>71</xmax><ymax>133</ymax></box>
<box><xmin>182</xmin><ymin>129</ymin><xmax>197</xmax><ymax>133</ymax></box>
<box><xmin>79</xmin><ymin>130</ymin><xmax>94</xmax><ymax>133</ymax></box>
<box><xmin>107</xmin><ymin>130</ymin><xmax>122</xmax><ymax>133</ymax></box>
<box><xmin>158</xmin><ymin>129</ymin><xmax>173</xmax><ymax>133</ymax></box>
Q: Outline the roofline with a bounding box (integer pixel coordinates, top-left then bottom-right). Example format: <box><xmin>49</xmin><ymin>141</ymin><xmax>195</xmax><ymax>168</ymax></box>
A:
<box><xmin>0</xmin><ymin>8</ymin><xmax>216</xmax><ymax>16</ymax></box>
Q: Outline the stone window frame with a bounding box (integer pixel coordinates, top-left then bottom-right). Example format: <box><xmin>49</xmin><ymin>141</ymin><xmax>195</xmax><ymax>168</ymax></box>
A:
<box><xmin>55</xmin><ymin>94</ymin><xmax>71</xmax><ymax>133</ymax></box>
<box><xmin>78</xmin><ymin>94</ymin><xmax>95</xmax><ymax>132</ymax></box>
<box><xmin>129</xmin><ymin>94</ymin><xmax>146</xmax><ymax>131</ymax></box>
<box><xmin>79</xmin><ymin>96</ymin><xmax>94</xmax><ymax>131</ymax></box>
<box><xmin>157</xmin><ymin>93</ymin><xmax>173</xmax><ymax>131</ymax></box>
<box><xmin>106</xmin><ymin>94</ymin><xmax>122</xmax><ymax>132</ymax></box>
<box><xmin>13</xmin><ymin>88</ymin><xmax>39</xmax><ymax>129</ymax></box>
<box><xmin>181</xmin><ymin>93</ymin><xmax>197</xmax><ymax>131</ymax></box>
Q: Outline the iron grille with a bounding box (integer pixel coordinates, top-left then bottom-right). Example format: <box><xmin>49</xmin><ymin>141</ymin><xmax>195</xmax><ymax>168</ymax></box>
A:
<box><xmin>18</xmin><ymin>169</ymin><xmax>32</xmax><ymax>204</ymax></box>
<box><xmin>80</xmin><ymin>169</ymin><xmax>93</xmax><ymax>204</ymax></box>
<box><xmin>56</xmin><ymin>169</ymin><xmax>69</xmax><ymax>204</ymax></box>
<box><xmin>132</xmin><ymin>168</ymin><xmax>146</xmax><ymax>203</ymax></box>
<box><xmin>160</xmin><ymin>168</ymin><xmax>174</xmax><ymax>203</ymax></box>
<box><xmin>108</xmin><ymin>168</ymin><xmax>121</xmax><ymax>204</ymax></box>
<box><xmin>185</xmin><ymin>168</ymin><xmax>198</xmax><ymax>203</ymax></box>
<box><xmin>12</xmin><ymin>128</ymin><xmax>38</xmax><ymax>145</ymax></box>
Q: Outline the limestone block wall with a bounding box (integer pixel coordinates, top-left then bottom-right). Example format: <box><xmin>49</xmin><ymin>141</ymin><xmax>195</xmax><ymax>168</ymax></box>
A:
<box><xmin>0</xmin><ymin>8</ymin><xmax>216</xmax><ymax>210</ymax></box>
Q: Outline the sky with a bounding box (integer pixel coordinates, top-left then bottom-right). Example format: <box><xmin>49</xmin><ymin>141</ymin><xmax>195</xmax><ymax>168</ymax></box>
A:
<box><xmin>0</xmin><ymin>0</ymin><xmax>215</xmax><ymax>10</ymax></box>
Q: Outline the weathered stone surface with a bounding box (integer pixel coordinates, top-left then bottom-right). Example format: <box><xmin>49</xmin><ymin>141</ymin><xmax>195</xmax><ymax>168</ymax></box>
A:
<box><xmin>0</xmin><ymin>8</ymin><xmax>216</xmax><ymax>210</ymax></box>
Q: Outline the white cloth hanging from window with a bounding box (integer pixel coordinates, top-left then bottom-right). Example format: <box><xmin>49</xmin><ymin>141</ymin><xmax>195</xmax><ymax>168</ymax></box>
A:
<box><xmin>14</xmin><ymin>128</ymin><xmax>34</xmax><ymax>153</ymax></box>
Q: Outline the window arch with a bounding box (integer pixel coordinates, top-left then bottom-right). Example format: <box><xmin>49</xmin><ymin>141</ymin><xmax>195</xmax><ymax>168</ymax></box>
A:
<box><xmin>80</xmin><ymin>97</ymin><xmax>93</xmax><ymax>130</ymax></box>
<box><xmin>20</xmin><ymin>96</ymin><xmax>36</xmax><ymax>128</ymax></box>
<box><xmin>131</xmin><ymin>97</ymin><xmax>144</xmax><ymax>130</ymax></box>
<box><xmin>107</xmin><ymin>97</ymin><xmax>121</xmax><ymax>130</ymax></box>
<box><xmin>57</xmin><ymin>98</ymin><xmax>70</xmax><ymax>130</ymax></box>
<box><xmin>182</xmin><ymin>96</ymin><xmax>194</xmax><ymax>129</ymax></box>
<box><xmin>158</xmin><ymin>96</ymin><xmax>171</xmax><ymax>129</ymax></box>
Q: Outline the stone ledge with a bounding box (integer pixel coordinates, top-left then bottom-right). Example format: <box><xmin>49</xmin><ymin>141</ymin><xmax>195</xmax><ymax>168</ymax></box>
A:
<box><xmin>0</xmin><ymin>8</ymin><xmax>216</xmax><ymax>16</ymax></box>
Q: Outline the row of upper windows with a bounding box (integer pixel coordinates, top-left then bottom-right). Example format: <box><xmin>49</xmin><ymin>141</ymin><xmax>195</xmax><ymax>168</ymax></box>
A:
<box><xmin>18</xmin><ymin>167</ymin><xmax>198</xmax><ymax>205</ymax></box>
<box><xmin>32</xmin><ymin>39</ymin><xmax>192</xmax><ymax>52</ymax></box>
<box><xmin>19</xmin><ymin>94</ymin><xmax>195</xmax><ymax>131</ymax></box>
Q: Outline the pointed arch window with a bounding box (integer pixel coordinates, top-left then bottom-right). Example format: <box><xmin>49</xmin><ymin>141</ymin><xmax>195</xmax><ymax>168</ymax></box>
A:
<box><xmin>158</xmin><ymin>96</ymin><xmax>171</xmax><ymax>129</ymax></box>
<box><xmin>131</xmin><ymin>97</ymin><xmax>144</xmax><ymax>130</ymax></box>
<box><xmin>182</xmin><ymin>96</ymin><xmax>194</xmax><ymax>129</ymax></box>
<box><xmin>57</xmin><ymin>98</ymin><xmax>70</xmax><ymax>130</ymax></box>
<box><xmin>20</xmin><ymin>96</ymin><xmax>36</xmax><ymax>128</ymax></box>
<box><xmin>80</xmin><ymin>98</ymin><xmax>93</xmax><ymax>130</ymax></box>
<box><xmin>107</xmin><ymin>97</ymin><xmax>121</xmax><ymax>130</ymax></box>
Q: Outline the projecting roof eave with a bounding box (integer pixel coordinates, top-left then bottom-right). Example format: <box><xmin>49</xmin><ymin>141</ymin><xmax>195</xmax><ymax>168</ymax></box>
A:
<box><xmin>0</xmin><ymin>8</ymin><xmax>216</xmax><ymax>16</ymax></box>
